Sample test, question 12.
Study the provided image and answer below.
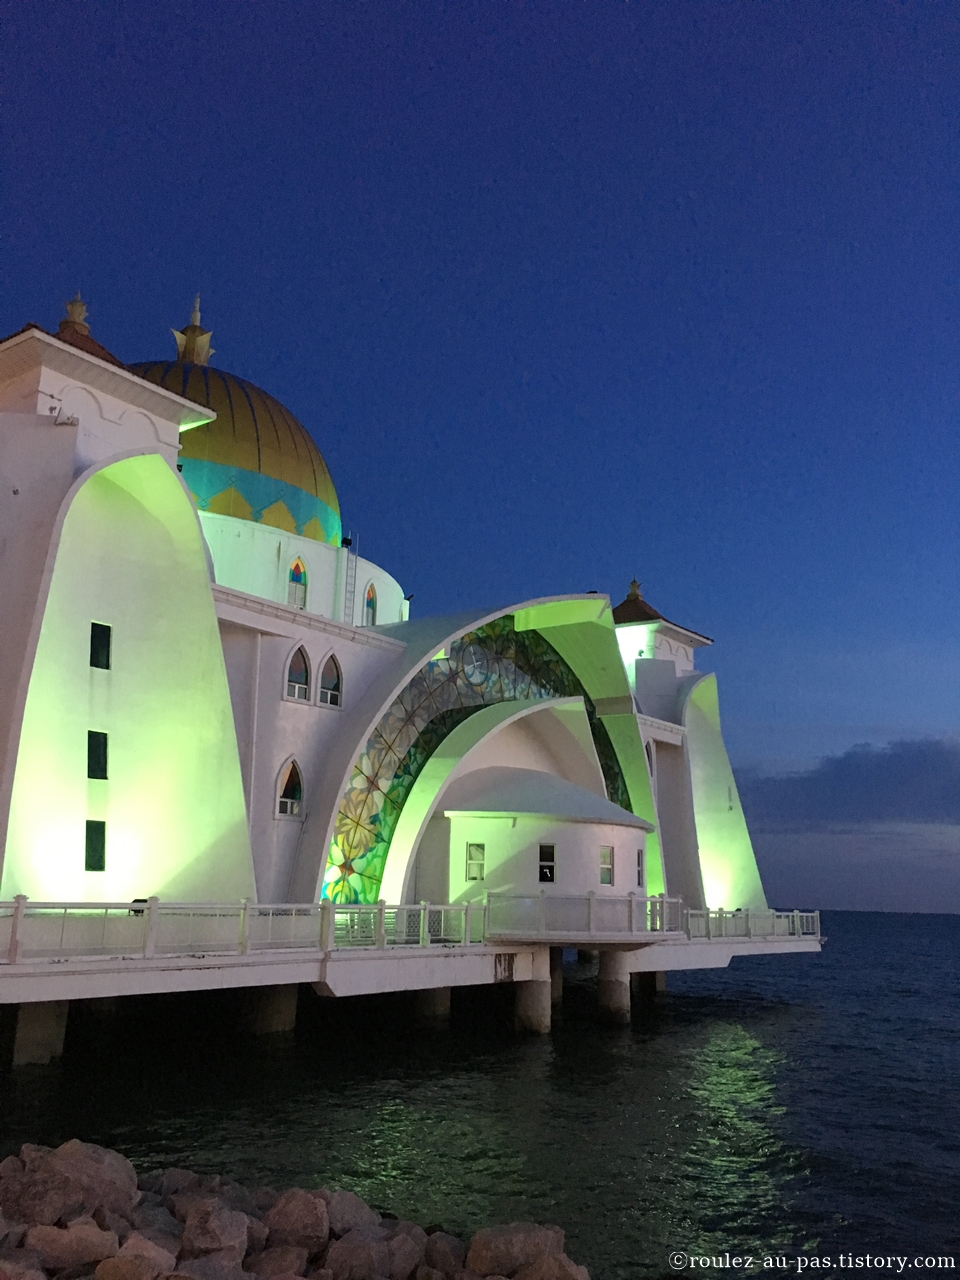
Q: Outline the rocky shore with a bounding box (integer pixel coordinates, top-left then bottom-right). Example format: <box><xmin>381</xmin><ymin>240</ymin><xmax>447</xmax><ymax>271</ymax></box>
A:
<box><xmin>0</xmin><ymin>1141</ymin><xmax>588</xmax><ymax>1280</ymax></box>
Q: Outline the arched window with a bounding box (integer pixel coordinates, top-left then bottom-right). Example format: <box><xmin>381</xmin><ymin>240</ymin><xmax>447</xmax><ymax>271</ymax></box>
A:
<box><xmin>278</xmin><ymin>761</ymin><xmax>302</xmax><ymax>816</ymax></box>
<box><xmin>288</xmin><ymin>558</ymin><xmax>307</xmax><ymax>609</ymax></box>
<box><xmin>364</xmin><ymin>583</ymin><xmax>377</xmax><ymax>627</ymax></box>
<box><xmin>286</xmin><ymin>647</ymin><xmax>310</xmax><ymax>700</ymax></box>
<box><xmin>319</xmin><ymin>655</ymin><xmax>342</xmax><ymax>706</ymax></box>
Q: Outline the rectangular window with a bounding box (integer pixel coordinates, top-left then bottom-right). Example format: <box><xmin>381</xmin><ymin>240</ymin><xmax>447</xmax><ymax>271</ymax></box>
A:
<box><xmin>538</xmin><ymin>844</ymin><xmax>556</xmax><ymax>883</ymax></box>
<box><xmin>600</xmin><ymin>845</ymin><xmax>614</xmax><ymax>886</ymax></box>
<box><xmin>90</xmin><ymin>622</ymin><xmax>111</xmax><ymax>670</ymax></box>
<box><xmin>466</xmin><ymin>842</ymin><xmax>485</xmax><ymax>882</ymax></box>
<box><xmin>637</xmin><ymin>847</ymin><xmax>645</xmax><ymax>889</ymax></box>
<box><xmin>85</xmin><ymin>820</ymin><xmax>106</xmax><ymax>872</ymax></box>
<box><xmin>87</xmin><ymin>731</ymin><xmax>108</xmax><ymax>780</ymax></box>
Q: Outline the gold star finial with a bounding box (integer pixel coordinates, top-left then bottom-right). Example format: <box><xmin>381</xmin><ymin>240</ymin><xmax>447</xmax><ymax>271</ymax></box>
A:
<box><xmin>172</xmin><ymin>294</ymin><xmax>214</xmax><ymax>366</ymax></box>
<box><xmin>59</xmin><ymin>291</ymin><xmax>90</xmax><ymax>337</ymax></box>
<box><xmin>628</xmin><ymin>578</ymin><xmax>642</xmax><ymax>599</ymax></box>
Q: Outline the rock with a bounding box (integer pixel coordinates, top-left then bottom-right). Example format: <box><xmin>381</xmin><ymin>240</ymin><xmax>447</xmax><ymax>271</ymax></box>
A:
<box><xmin>131</xmin><ymin>1204</ymin><xmax>183</xmax><ymax>1243</ymax></box>
<box><xmin>216</xmin><ymin>1187</ymin><xmax>259</xmax><ymax>1221</ymax></box>
<box><xmin>465</xmin><ymin>1225</ymin><xmax>563</xmax><ymax>1277</ymax></box>
<box><xmin>0</xmin><ymin>1160</ymin><xmax>23</xmax><ymax>1182</ymax></box>
<box><xmin>0</xmin><ymin>1263</ymin><xmax>45</xmax><ymax>1280</ymax></box>
<box><xmin>263</xmin><ymin>1192</ymin><xmax>328</xmax><ymax>1255</ymax></box>
<box><xmin>161</xmin><ymin>1173</ymin><xmax>200</xmax><ymax>1202</ymax></box>
<box><xmin>137</xmin><ymin>1175</ymin><xmax>164</xmax><ymax>1198</ymax></box>
<box><xmin>324</xmin><ymin>1228</ymin><xmax>391</xmax><ymax>1280</ymax></box>
<box><xmin>119</xmin><ymin>1232</ymin><xmax>178</xmax><ymax>1274</ymax></box>
<box><xmin>317</xmin><ymin>1194</ymin><xmax>378</xmax><ymax>1240</ymax></box>
<box><xmin>415</xmin><ymin>1269</ymin><xmax>444</xmax><ymax>1280</ymax></box>
<box><xmin>514</xmin><ymin>1258</ymin><xmax>589</xmax><ymax>1280</ymax></box>
<box><xmin>180</xmin><ymin>1201</ymin><xmax>249</xmax><ymax>1265</ymax></box>
<box><xmin>45</xmin><ymin>1142</ymin><xmax>141</xmax><ymax>1216</ymax></box>
<box><xmin>244</xmin><ymin>1221</ymin><xmax>269</xmax><ymax>1255</ymax></box>
<box><xmin>97</xmin><ymin>1257</ymin><xmax>164</xmax><ymax>1280</ymax></box>
<box><xmin>384</xmin><ymin>1228</ymin><xmax>423</xmax><ymax>1280</ymax></box>
<box><xmin>94</xmin><ymin>1208</ymin><xmax>134</xmax><ymax>1245</ymax></box>
<box><xmin>175</xmin><ymin>1255</ymin><xmax>247</xmax><ymax>1280</ymax></box>
<box><xmin>243</xmin><ymin>1248</ymin><xmax>309</xmax><ymax>1278</ymax></box>
<box><xmin>423</xmin><ymin>1234</ymin><xmax>465</xmax><ymax>1279</ymax></box>
<box><xmin>0</xmin><ymin>1162</ymin><xmax>84</xmax><ymax>1226</ymax></box>
<box><xmin>250</xmin><ymin>1192</ymin><xmax>278</xmax><ymax>1217</ymax></box>
<box><xmin>25</xmin><ymin>1216</ymin><xmax>120</xmax><ymax>1269</ymax></box>
<box><xmin>306</xmin><ymin>1271</ymin><xmax>333</xmax><ymax>1280</ymax></box>
<box><xmin>18</xmin><ymin>1147</ymin><xmax>51</xmax><ymax>1170</ymax></box>
<box><xmin>0</xmin><ymin>1250</ymin><xmax>47</xmax><ymax>1279</ymax></box>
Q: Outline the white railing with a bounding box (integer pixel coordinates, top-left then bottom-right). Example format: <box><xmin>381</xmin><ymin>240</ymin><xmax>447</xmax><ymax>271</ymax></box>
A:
<box><xmin>0</xmin><ymin>894</ymin><xmax>820</xmax><ymax>965</ymax></box>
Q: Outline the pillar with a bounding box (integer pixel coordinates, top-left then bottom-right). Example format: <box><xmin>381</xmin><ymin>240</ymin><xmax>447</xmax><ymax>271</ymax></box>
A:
<box><xmin>12</xmin><ymin>1001</ymin><xmax>69</xmax><ymax>1066</ymax></box>
<box><xmin>597</xmin><ymin>952</ymin><xmax>631</xmax><ymax>1025</ymax></box>
<box><xmin>549</xmin><ymin>948</ymin><xmax>563</xmax><ymax>1008</ymax></box>
<box><xmin>247</xmin><ymin>985</ymin><xmax>299</xmax><ymax>1035</ymax></box>
<box><xmin>415</xmin><ymin>986</ymin><xmax>451</xmax><ymax>1025</ymax></box>
<box><xmin>631</xmin><ymin>970</ymin><xmax>666</xmax><ymax>1002</ymax></box>
<box><xmin>514</xmin><ymin>980</ymin><xmax>551</xmax><ymax>1034</ymax></box>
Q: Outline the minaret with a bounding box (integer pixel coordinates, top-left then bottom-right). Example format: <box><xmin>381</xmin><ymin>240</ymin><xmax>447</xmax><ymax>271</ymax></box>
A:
<box><xmin>57</xmin><ymin>292</ymin><xmax>91</xmax><ymax>338</ymax></box>
<box><xmin>172</xmin><ymin>295</ymin><xmax>214</xmax><ymax>366</ymax></box>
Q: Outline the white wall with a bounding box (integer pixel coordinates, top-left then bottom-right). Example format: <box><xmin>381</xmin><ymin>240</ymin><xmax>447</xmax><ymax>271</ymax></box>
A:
<box><xmin>443</xmin><ymin>814</ymin><xmax>647</xmax><ymax>903</ymax></box>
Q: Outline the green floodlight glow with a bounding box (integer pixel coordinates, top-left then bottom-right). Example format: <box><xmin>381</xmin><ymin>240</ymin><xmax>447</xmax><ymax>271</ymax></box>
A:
<box><xmin>1</xmin><ymin>454</ymin><xmax>255</xmax><ymax>904</ymax></box>
<box><xmin>177</xmin><ymin>412</ymin><xmax>216</xmax><ymax>433</ymax></box>
<box><xmin>614</xmin><ymin>622</ymin><xmax>658</xmax><ymax>690</ymax></box>
<box><xmin>683</xmin><ymin>675</ymin><xmax>767</xmax><ymax>911</ymax></box>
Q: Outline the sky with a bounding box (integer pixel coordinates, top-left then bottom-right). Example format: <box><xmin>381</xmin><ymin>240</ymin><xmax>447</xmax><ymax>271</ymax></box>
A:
<box><xmin>4</xmin><ymin>0</ymin><xmax>960</xmax><ymax>777</ymax></box>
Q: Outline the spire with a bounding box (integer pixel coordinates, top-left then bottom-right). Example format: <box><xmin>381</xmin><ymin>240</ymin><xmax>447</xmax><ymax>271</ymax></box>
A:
<box><xmin>172</xmin><ymin>294</ymin><xmax>214</xmax><ymax>366</ymax></box>
<box><xmin>58</xmin><ymin>292</ymin><xmax>90</xmax><ymax>337</ymax></box>
<box><xmin>627</xmin><ymin>578</ymin><xmax>642</xmax><ymax>600</ymax></box>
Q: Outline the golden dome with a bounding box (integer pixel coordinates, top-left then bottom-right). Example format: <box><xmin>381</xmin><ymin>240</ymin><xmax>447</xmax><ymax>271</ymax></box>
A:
<box><xmin>130</xmin><ymin>306</ymin><xmax>341</xmax><ymax>544</ymax></box>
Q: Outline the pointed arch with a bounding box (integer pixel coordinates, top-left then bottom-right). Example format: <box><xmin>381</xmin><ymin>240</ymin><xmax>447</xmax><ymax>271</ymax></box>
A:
<box><xmin>287</xmin><ymin>557</ymin><xmax>307</xmax><ymax>609</ymax></box>
<box><xmin>277</xmin><ymin>759</ymin><xmax>303</xmax><ymax>817</ymax></box>
<box><xmin>286</xmin><ymin>645</ymin><xmax>311</xmax><ymax>700</ymax></box>
<box><xmin>364</xmin><ymin>582</ymin><xmax>377</xmax><ymax>627</ymax></box>
<box><xmin>319</xmin><ymin>653</ymin><xmax>342</xmax><ymax>707</ymax></box>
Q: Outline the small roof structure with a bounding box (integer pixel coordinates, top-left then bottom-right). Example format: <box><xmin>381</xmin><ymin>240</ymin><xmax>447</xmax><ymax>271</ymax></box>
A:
<box><xmin>442</xmin><ymin>766</ymin><xmax>654</xmax><ymax>831</ymax></box>
<box><xmin>612</xmin><ymin>580</ymin><xmax>712</xmax><ymax>646</ymax></box>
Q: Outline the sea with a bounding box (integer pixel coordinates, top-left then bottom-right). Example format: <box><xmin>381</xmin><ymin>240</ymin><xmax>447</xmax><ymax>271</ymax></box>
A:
<box><xmin>0</xmin><ymin>911</ymin><xmax>957</xmax><ymax>1279</ymax></box>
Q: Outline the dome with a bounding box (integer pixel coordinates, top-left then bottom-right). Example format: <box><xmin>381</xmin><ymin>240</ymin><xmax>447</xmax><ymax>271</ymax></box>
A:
<box><xmin>130</xmin><ymin>304</ymin><xmax>341</xmax><ymax>545</ymax></box>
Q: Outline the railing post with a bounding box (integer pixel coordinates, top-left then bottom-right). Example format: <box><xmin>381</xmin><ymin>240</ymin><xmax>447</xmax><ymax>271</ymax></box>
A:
<box><xmin>419</xmin><ymin>901</ymin><xmax>430</xmax><ymax>947</ymax></box>
<box><xmin>319</xmin><ymin>899</ymin><xmax>333</xmax><ymax>952</ymax></box>
<box><xmin>239</xmin><ymin>898</ymin><xmax>251</xmax><ymax>955</ymax></box>
<box><xmin>705</xmin><ymin>908</ymin><xmax>711</xmax><ymax>940</ymax></box>
<box><xmin>538</xmin><ymin>888</ymin><xmax>547</xmax><ymax>937</ymax></box>
<box><xmin>793</xmin><ymin>909</ymin><xmax>801</xmax><ymax>937</ymax></box>
<box><xmin>587</xmin><ymin>891</ymin><xmax>595</xmax><ymax>936</ymax></box>
<box><xmin>7</xmin><ymin>894</ymin><xmax>26</xmax><ymax>964</ymax></box>
<box><xmin>745</xmin><ymin>909</ymin><xmax>752</xmax><ymax>938</ymax></box>
<box><xmin>464</xmin><ymin>901</ymin><xmax>472</xmax><ymax>946</ymax></box>
<box><xmin>376</xmin><ymin>900</ymin><xmax>386</xmax><ymax>949</ymax></box>
<box><xmin>144</xmin><ymin>896</ymin><xmax>160</xmax><ymax>958</ymax></box>
<box><xmin>628</xmin><ymin>891</ymin><xmax>635</xmax><ymax>934</ymax></box>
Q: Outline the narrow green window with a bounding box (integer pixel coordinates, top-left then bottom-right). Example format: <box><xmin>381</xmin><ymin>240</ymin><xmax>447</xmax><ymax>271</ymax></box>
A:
<box><xmin>90</xmin><ymin>623</ymin><xmax>111</xmax><ymax>670</ymax></box>
<box><xmin>600</xmin><ymin>845</ymin><xmax>614</xmax><ymax>886</ymax></box>
<box><xmin>87</xmin><ymin>731</ymin><xmax>108</xmax><ymax>780</ymax></box>
<box><xmin>85</xmin><ymin>820</ymin><xmax>106</xmax><ymax>872</ymax></box>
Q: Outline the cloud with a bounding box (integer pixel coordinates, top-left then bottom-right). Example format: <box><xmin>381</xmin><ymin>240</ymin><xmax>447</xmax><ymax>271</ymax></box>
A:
<box><xmin>736</xmin><ymin>738</ymin><xmax>960</xmax><ymax>824</ymax></box>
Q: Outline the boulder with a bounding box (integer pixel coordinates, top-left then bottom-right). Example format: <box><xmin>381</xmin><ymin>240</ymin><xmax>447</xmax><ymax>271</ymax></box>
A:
<box><xmin>45</xmin><ymin>1142</ymin><xmax>140</xmax><ymax>1216</ymax></box>
<box><xmin>25</xmin><ymin>1216</ymin><xmax>120</xmax><ymax>1269</ymax></box>
<box><xmin>0</xmin><ymin>1162</ymin><xmax>84</xmax><ymax>1226</ymax></box>
<box><xmin>0</xmin><ymin>1250</ymin><xmax>47</xmax><ymax>1279</ymax></box>
<box><xmin>175</xmin><ymin>1255</ymin><xmax>247</xmax><ymax>1280</ymax></box>
<box><xmin>0</xmin><ymin>1265</ymin><xmax>45</xmax><ymax>1280</ymax></box>
<box><xmin>306</xmin><ymin>1271</ymin><xmax>333</xmax><ymax>1280</ymax></box>
<box><xmin>263</xmin><ymin>1192</ymin><xmax>328</xmax><ymax>1255</ymax></box>
<box><xmin>384</xmin><ymin>1228</ymin><xmax>424</xmax><ymax>1280</ymax></box>
<box><xmin>423</xmin><ymin>1234</ymin><xmax>465</xmax><ymax>1279</ymax></box>
<box><xmin>249</xmin><ymin>1193</ymin><xmax>278</xmax><ymax>1217</ymax></box>
<box><xmin>465</xmin><ymin>1225</ymin><xmax>563</xmax><ymax>1278</ymax></box>
<box><xmin>243</xmin><ymin>1247</ymin><xmax>309</xmax><ymax>1278</ymax></box>
<box><xmin>18</xmin><ymin>1148</ymin><xmax>51</xmax><ymax>1170</ymax></box>
<box><xmin>317</xmin><ymin>1195</ymin><xmax>378</xmax><ymax>1240</ymax></box>
<box><xmin>514</xmin><ymin>1258</ymin><xmax>589</xmax><ymax>1280</ymax></box>
<box><xmin>0</xmin><ymin>1220</ymin><xmax>26</xmax><ymax>1251</ymax></box>
<box><xmin>245</xmin><ymin>1220</ymin><xmax>269</xmax><ymax>1255</ymax></box>
<box><xmin>0</xmin><ymin>1160</ymin><xmax>23</xmax><ymax>1182</ymax></box>
<box><xmin>324</xmin><ymin>1228</ymin><xmax>391</xmax><ymax>1280</ymax></box>
<box><xmin>180</xmin><ymin>1201</ymin><xmax>249</xmax><ymax>1265</ymax></box>
<box><xmin>97</xmin><ymin>1256</ymin><xmax>165</xmax><ymax>1280</ymax></box>
<box><xmin>94</xmin><ymin>1208</ymin><xmax>135</xmax><ymax>1244</ymax></box>
<box><xmin>216</xmin><ymin>1186</ymin><xmax>259</xmax><ymax>1221</ymax></box>
<box><xmin>118</xmin><ymin>1232</ymin><xmax>178</xmax><ymax>1274</ymax></box>
<box><xmin>131</xmin><ymin>1204</ymin><xmax>183</xmax><ymax>1243</ymax></box>
<box><xmin>415</xmin><ymin>1269</ymin><xmax>444</xmax><ymax>1280</ymax></box>
<box><xmin>161</xmin><ymin>1173</ymin><xmax>200</xmax><ymax>1202</ymax></box>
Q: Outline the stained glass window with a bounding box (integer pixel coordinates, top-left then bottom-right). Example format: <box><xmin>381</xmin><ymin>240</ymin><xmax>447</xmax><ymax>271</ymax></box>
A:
<box><xmin>365</xmin><ymin>584</ymin><xmax>377</xmax><ymax>626</ymax></box>
<box><xmin>319</xmin><ymin>655</ymin><xmax>342</xmax><ymax>706</ymax></box>
<box><xmin>322</xmin><ymin>614</ymin><xmax>632</xmax><ymax>904</ymax></box>
<box><xmin>278</xmin><ymin>761</ymin><xmax>302</xmax><ymax>816</ymax></box>
<box><xmin>288</xmin><ymin>559</ymin><xmax>307</xmax><ymax>609</ymax></box>
<box><xmin>287</xmin><ymin>647</ymin><xmax>310</xmax><ymax>700</ymax></box>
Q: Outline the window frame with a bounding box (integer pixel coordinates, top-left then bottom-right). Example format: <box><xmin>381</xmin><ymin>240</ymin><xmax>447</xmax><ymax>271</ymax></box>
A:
<box><xmin>465</xmin><ymin>841</ymin><xmax>485</xmax><ymax>882</ymax></box>
<box><xmin>287</xmin><ymin>558</ymin><xmax>308</xmax><ymax>611</ymax></box>
<box><xmin>87</xmin><ymin>730</ymin><xmax>108</xmax><ymax>780</ymax></box>
<box><xmin>538</xmin><ymin>843</ymin><xmax>556</xmax><ymax>884</ymax></box>
<box><xmin>600</xmin><ymin>845</ymin><xmax>614</xmax><ymax>886</ymax></box>
<box><xmin>90</xmin><ymin>622</ymin><xmax>112</xmax><ymax>670</ymax></box>
<box><xmin>363</xmin><ymin>582</ymin><xmax>377</xmax><ymax>627</ymax></box>
<box><xmin>318</xmin><ymin>652</ymin><xmax>342</xmax><ymax>707</ymax></box>
<box><xmin>85</xmin><ymin>820</ymin><xmax>106</xmax><ymax>872</ymax></box>
<box><xmin>637</xmin><ymin>847</ymin><xmax>645</xmax><ymax>890</ymax></box>
<box><xmin>284</xmin><ymin>645</ymin><xmax>312</xmax><ymax>703</ymax></box>
<box><xmin>277</xmin><ymin>759</ymin><xmax>304</xmax><ymax>819</ymax></box>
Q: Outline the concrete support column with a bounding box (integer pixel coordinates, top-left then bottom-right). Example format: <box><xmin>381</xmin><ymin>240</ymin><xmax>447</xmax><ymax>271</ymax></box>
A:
<box><xmin>514</xmin><ymin>980</ymin><xmax>551</xmax><ymax>1034</ymax></box>
<box><xmin>415</xmin><ymin>986</ymin><xmax>451</xmax><ymax>1025</ymax></box>
<box><xmin>597</xmin><ymin>951</ymin><xmax>632</xmax><ymax>1025</ymax></box>
<box><xmin>549</xmin><ymin>947</ymin><xmax>564</xmax><ymax>1008</ymax></box>
<box><xmin>12</xmin><ymin>1001</ymin><xmax>69</xmax><ymax>1066</ymax></box>
<box><xmin>247</xmin><ymin>985</ymin><xmax>299</xmax><ymax>1035</ymax></box>
<box><xmin>631</xmin><ymin>970</ymin><xmax>666</xmax><ymax>1002</ymax></box>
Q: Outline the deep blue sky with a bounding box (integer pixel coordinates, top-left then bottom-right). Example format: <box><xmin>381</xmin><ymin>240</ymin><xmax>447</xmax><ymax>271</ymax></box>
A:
<box><xmin>4</xmin><ymin>0</ymin><xmax>960</xmax><ymax>773</ymax></box>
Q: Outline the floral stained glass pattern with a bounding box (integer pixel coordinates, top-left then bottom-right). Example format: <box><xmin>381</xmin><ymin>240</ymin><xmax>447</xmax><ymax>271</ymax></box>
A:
<box><xmin>322</xmin><ymin>615</ymin><xmax>631</xmax><ymax>903</ymax></box>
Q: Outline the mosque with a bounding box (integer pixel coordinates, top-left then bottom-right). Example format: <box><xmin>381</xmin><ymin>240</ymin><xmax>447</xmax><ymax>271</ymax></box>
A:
<box><xmin>0</xmin><ymin>297</ymin><xmax>771</xmax><ymax>925</ymax></box>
